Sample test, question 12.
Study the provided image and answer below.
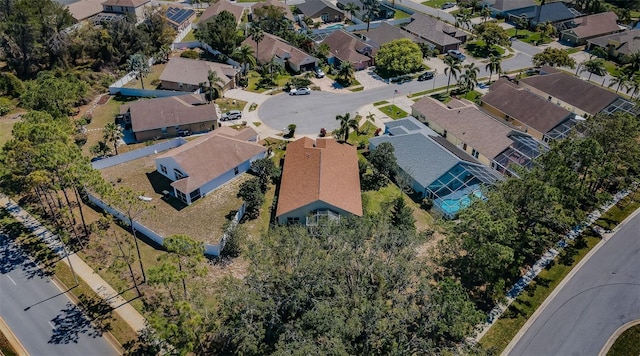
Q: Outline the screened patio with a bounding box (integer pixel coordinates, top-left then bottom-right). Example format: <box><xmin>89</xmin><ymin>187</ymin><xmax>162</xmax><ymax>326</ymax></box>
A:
<box><xmin>492</xmin><ymin>134</ymin><xmax>548</xmax><ymax>177</ymax></box>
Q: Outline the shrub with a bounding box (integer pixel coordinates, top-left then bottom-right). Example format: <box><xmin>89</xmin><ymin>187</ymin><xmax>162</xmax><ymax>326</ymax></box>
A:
<box><xmin>0</xmin><ymin>97</ymin><xmax>14</xmax><ymax>116</ymax></box>
<box><xmin>180</xmin><ymin>50</ymin><xmax>200</xmax><ymax>59</ymax></box>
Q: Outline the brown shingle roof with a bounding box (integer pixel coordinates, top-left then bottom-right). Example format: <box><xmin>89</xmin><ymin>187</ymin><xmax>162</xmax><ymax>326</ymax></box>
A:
<box><xmin>321</xmin><ymin>30</ymin><xmax>373</xmax><ymax>64</ymax></box>
<box><xmin>363</xmin><ymin>22</ymin><xmax>424</xmax><ymax>49</ymax></box>
<box><xmin>241</xmin><ymin>33</ymin><xmax>317</xmax><ymax>67</ymax></box>
<box><xmin>568</xmin><ymin>12</ymin><xmax>619</xmax><ymax>39</ymax></box>
<box><xmin>102</xmin><ymin>0</ymin><xmax>148</xmax><ymax>7</ymax></box>
<box><xmin>482</xmin><ymin>79</ymin><xmax>572</xmax><ymax>134</ymax></box>
<box><xmin>412</xmin><ymin>97</ymin><xmax>515</xmax><ymax>159</ymax></box>
<box><xmin>67</xmin><ymin>0</ymin><xmax>104</xmax><ymax>21</ymax></box>
<box><xmin>403</xmin><ymin>12</ymin><xmax>462</xmax><ymax>47</ymax></box>
<box><xmin>126</xmin><ymin>94</ymin><xmax>218</xmax><ymax>133</ymax></box>
<box><xmin>519</xmin><ymin>70</ymin><xmax>619</xmax><ymax>115</ymax></box>
<box><xmin>198</xmin><ymin>0</ymin><xmax>245</xmax><ymax>24</ymax></box>
<box><xmin>159</xmin><ymin>57</ymin><xmax>237</xmax><ymax>87</ymax></box>
<box><xmin>251</xmin><ymin>0</ymin><xmax>294</xmax><ymax>22</ymax></box>
<box><xmin>587</xmin><ymin>29</ymin><xmax>640</xmax><ymax>57</ymax></box>
<box><xmin>158</xmin><ymin>127</ymin><xmax>265</xmax><ymax>193</ymax></box>
<box><xmin>276</xmin><ymin>138</ymin><xmax>362</xmax><ymax>218</ymax></box>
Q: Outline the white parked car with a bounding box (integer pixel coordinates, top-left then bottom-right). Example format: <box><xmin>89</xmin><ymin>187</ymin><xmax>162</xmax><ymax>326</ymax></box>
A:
<box><xmin>289</xmin><ymin>87</ymin><xmax>311</xmax><ymax>95</ymax></box>
<box><xmin>220</xmin><ymin>110</ymin><xmax>242</xmax><ymax>121</ymax></box>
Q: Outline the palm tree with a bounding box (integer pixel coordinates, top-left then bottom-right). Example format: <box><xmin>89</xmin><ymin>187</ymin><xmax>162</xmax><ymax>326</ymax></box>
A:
<box><xmin>103</xmin><ymin>122</ymin><xmax>123</xmax><ymax>155</ymax></box>
<box><xmin>513</xmin><ymin>16</ymin><xmax>529</xmax><ymax>38</ymax></box>
<box><xmin>207</xmin><ymin>69</ymin><xmax>224</xmax><ymax>102</ymax></box>
<box><xmin>127</xmin><ymin>53</ymin><xmax>150</xmax><ymax>89</ymax></box>
<box><xmin>628</xmin><ymin>76</ymin><xmax>640</xmax><ymax>99</ymax></box>
<box><xmin>248</xmin><ymin>26</ymin><xmax>264</xmax><ymax>64</ymax></box>
<box><xmin>623</xmin><ymin>50</ymin><xmax>640</xmax><ymax>72</ymax></box>
<box><xmin>480</xmin><ymin>6</ymin><xmax>492</xmax><ymax>23</ymax></box>
<box><xmin>580</xmin><ymin>58</ymin><xmax>606</xmax><ymax>81</ymax></box>
<box><xmin>455</xmin><ymin>9</ymin><xmax>472</xmax><ymax>30</ymax></box>
<box><xmin>485</xmin><ymin>54</ymin><xmax>502</xmax><ymax>83</ymax></box>
<box><xmin>235</xmin><ymin>44</ymin><xmax>257</xmax><ymax>77</ymax></box>
<box><xmin>536</xmin><ymin>21</ymin><xmax>556</xmax><ymax>43</ymax></box>
<box><xmin>191</xmin><ymin>0</ymin><xmax>203</xmax><ymax>9</ymax></box>
<box><xmin>459</xmin><ymin>62</ymin><xmax>480</xmax><ymax>93</ymax></box>
<box><xmin>335</xmin><ymin>112</ymin><xmax>359</xmax><ymax>143</ymax></box>
<box><xmin>609</xmin><ymin>71</ymin><xmax>631</xmax><ymax>94</ymax></box>
<box><xmin>444</xmin><ymin>55</ymin><xmax>461</xmax><ymax>93</ymax></box>
<box><xmin>344</xmin><ymin>2</ymin><xmax>360</xmax><ymax>22</ymax></box>
<box><xmin>361</xmin><ymin>0</ymin><xmax>380</xmax><ymax>31</ymax></box>
<box><xmin>337</xmin><ymin>61</ymin><xmax>355</xmax><ymax>87</ymax></box>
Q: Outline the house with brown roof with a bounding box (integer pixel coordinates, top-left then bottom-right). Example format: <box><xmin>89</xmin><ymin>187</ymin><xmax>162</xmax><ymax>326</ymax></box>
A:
<box><xmin>362</xmin><ymin>22</ymin><xmax>425</xmax><ymax>50</ymax></box>
<box><xmin>121</xmin><ymin>93</ymin><xmax>219</xmax><ymax>142</ymax></box>
<box><xmin>412</xmin><ymin>97</ymin><xmax>546</xmax><ymax>176</ymax></box>
<box><xmin>164</xmin><ymin>6</ymin><xmax>197</xmax><ymax>32</ymax></box>
<box><xmin>587</xmin><ymin>29</ymin><xmax>640</xmax><ymax>60</ymax></box>
<box><xmin>242</xmin><ymin>33</ymin><xmax>318</xmax><ymax>72</ymax></box>
<box><xmin>251</xmin><ymin>0</ymin><xmax>295</xmax><ymax>23</ymax></box>
<box><xmin>560</xmin><ymin>12</ymin><xmax>621</xmax><ymax>46</ymax></box>
<box><xmin>320</xmin><ymin>29</ymin><xmax>375</xmax><ymax>70</ymax></box>
<box><xmin>481</xmin><ymin>79</ymin><xmax>577</xmax><ymax>142</ymax></box>
<box><xmin>101</xmin><ymin>0</ymin><xmax>150</xmax><ymax>23</ymax></box>
<box><xmin>159</xmin><ymin>57</ymin><xmax>240</xmax><ymax>93</ymax></box>
<box><xmin>402</xmin><ymin>12</ymin><xmax>466</xmax><ymax>53</ymax></box>
<box><xmin>155</xmin><ymin>127</ymin><xmax>266</xmax><ymax>205</ymax></box>
<box><xmin>518</xmin><ymin>67</ymin><xmax>628</xmax><ymax>117</ymax></box>
<box><xmin>276</xmin><ymin>138</ymin><xmax>362</xmax><ymax>225</ymax></box>
<box><xmin>67</xmin><ymin>0</ymin><xmax>104</xmax><ymax>22</ymax></box>
<box><xmin>295</xmin><ymin>0</ymin><xmax>344</xmax><ymax>24</ymax></box>
<box><xmin>197</xmin><ymin>0</ymin><xmax>245</xmax><ymax>26</ymax></box>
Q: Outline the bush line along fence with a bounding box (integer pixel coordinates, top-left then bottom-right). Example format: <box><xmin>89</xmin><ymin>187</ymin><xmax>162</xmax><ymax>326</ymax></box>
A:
<box><xmin>89</xmin><ymin>139</ymin><xmax>245</xmax><ymax>257</ymax></box>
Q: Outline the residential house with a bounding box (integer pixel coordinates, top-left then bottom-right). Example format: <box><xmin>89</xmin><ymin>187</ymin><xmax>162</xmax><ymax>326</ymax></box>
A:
<box><xmin>121</xmin><ymin>93</ymin><xmax>219</xmax><ymax>142</ymax></box>
<box><xmin>336</xmin><ymin>0</ymin><xmax>395</xmax><ymax>21</ymax></box>
<box><xmin>481</xmin><ymin>0</ymin><xmax>536</xmax><ymax>18</ymax></box>
<box><xmin>295</xmin><ymin>0</ymin><xmax>344</xmax><ymax>24</ymax></box>
<box><xmin>320</xmin><ymin>29</ymin><xmax>375</xmax><ymax>70</ymax></box>
<box><xmin>66</xmin><ymin>0</ymin><xmax>104</xmax><ymax>23</ymax></box>
<box><xmin>586</xmin><ymin>29</ymin><xmax>640</xmax><ymax>60</ymax></box>
<box><xmin>242</xmin><ymin>32</ymin><xmax>318</xmax><ymax>72</ymax></box>
<box><xmin>159</xmin><ymin>57</ymin><xmax>240</xmax><ymax>93</ymax></box>
<box><xmin>197</xmin><ymin>0</ymin><xmax>245</xmax><ymax>26</ymax></box>
<box><xmin>276</xmin><ymin>137</ymin><xmax>362</xmax><ymax>225</ymax></box>
<box><xmin>518</xmin><ymin>66</ymin><xmax>635</xmax><ymax>117</ymax></box>
<box><xmin>101</xmin><ymin>0</ymin><xmax>150</xmax><ymax>23</ymax></box>
<box><xmin>402</xmin><ymin>12</ymin><xmax>466</xmax><ymax>53</ymax></box>
<box><xmin>412</xmin><ymin>97</ymin><xmax>546</xmax><ymax>176</ymax></box>
<box><xmin>507</xmin><ymin>2</ymin><xmax>579</xmax><ymax>28</ymax></box>
<box><xmin>480</xmin><ymin>79</ymin><xmax>577</xmax><ymax>142</ymax></box>
<box><xmin>559</xmin><ymin>12</ymin><xmax>621</xmax><ymax>45</ymax></box>
<box><xmin>362</xmin><ymin>22</ymin><xmax>425</xmax><ymax>50</ymax></box>
<box><xmin>369</xmin><ymin>117</ymin><xmax>503</xmax><ymax>218</ymax></box>
<box><xmin>155</xmin><ymin>127</ymin><xmax>266</xmax><ymax>205</ymax></box>
<box><xmin>251</xmin><ymin>0</ymin><xmax>295</xmax><ymax>23</ymax></box>
<box><xmin>164</xmin><ymin>7</ymin><xmax>197</xmax><ymax>32</ymax></box>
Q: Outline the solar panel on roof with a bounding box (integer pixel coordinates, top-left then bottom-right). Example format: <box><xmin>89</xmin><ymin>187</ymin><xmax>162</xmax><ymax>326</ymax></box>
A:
<box><xmin>166</xmin><ymin>7</ymin><xmax>195</xmax><ymax>24</ymax></box>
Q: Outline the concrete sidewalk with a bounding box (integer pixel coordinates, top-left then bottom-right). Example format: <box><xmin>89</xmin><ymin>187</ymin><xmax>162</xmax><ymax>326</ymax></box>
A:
<box><xmin>0</xmin><ymin>195</ymin><xmax>147</xmax><ymax>336</ymax></box>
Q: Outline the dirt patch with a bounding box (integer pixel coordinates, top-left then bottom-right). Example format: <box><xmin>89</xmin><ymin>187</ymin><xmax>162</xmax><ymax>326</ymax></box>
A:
<box><xmin>96</xmin><ymin>95</ymin><xmax>111</xmax><ymax>106</ymax></box>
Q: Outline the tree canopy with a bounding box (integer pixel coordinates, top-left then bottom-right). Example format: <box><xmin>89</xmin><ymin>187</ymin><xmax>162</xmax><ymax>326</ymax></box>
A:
<box><xmin>532</xmin><ymin>48</ymin><xmax>576</xmax><ymax>68</ymax></box>
<box><xmin>375</xmin><ymin>38</ymin><xmax>424</xmax><ymax>77</ymax></box>
<box><xmin>196</xmin><ymin>11</ymin><xmax>241</xmax><ymax>56</ymax></box>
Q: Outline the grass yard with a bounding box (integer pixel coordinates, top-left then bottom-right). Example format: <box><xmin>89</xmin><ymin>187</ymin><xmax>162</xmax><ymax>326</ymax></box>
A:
<box><xmin>595</xmin><ymin>191</ymin><xmax>640</xmax><ymax>231</ymax></box>
<box><xmin>216</xmin><ymin>97</ymin><xmax>248</xmax><ymax>113</ymax></box>
<box><xmin>608</xmin><ymin>324</ymin><xmax>640</xmax><ymax>356</ymax></box>
<box><xmin>420</xmin><ymin>0</ymin><xmax>451</xmax><ymax>8</ymax></box>
<box><xmin>505</xmin><ymin>28</ymin><xmax>549</xmax><ymax>45</ymax></box>
<box><xmin>181</xmin><ymin>29</ymin><xmax>197</xmax><ymax>42</ymax></box>
<box><xmin>479</xmin><ymin>233</ymin><xmax>601</xmax><ymax>353</ymax></box>
<box><xmin>123</xmin><ymin>63</ymin><xmax>167</xmax><ymax>90</ymax></box>
<box><xmin>373</xmin><ymin>100</ymin><xmax>389</xmax><ymax>106</ymax></box>
<box><xmin>465</xmin><ymin>40</ymin><xmax>505</xmax><ymax>58</ymax></box>
<box><xmin>379</xmin><ymin>104</ymin><xmax>408</xmax><ymax>119</ymax></box>
<box><xmin>0</xmin><ymin>117</ymin><xmax>18</xmax><ymax>148</ymax></box>
<box><xmin>394</xmin><ymin>9</ymin><xmax>411</xmax><ymax>19</ymax></box>
<box><xmin>99</xmin><ymin>154</ymin><xmax>249</xmax><ymax>246</ymax></box>
<box><xmin>361</xmin><ymin>182</ymin><xmax>434</xmax><ymax>230</ymax></box>
<box><xmin>246</xmin><ymin>71</ymin><xmax>291</xmax><ymax>93</ymax></box>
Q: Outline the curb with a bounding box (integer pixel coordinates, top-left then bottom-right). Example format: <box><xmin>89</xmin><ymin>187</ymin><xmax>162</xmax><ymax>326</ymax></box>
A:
<box><xmin>599</xmin><ymin>319</ymin><xmax>640</xmax><ymax>356</ymax></box>
<box><xmin>0</xmin><ymin>317</ymin><xmax>28</xmax><ymax>356</ymax></box>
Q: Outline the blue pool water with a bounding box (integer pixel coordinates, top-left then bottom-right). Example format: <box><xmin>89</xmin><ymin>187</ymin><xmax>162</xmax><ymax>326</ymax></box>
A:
<box><xmin>326</xmin><ymin>24</ymin><xmax>346</xmax><ymax>29</ymax></box>
<box><xmin>435</xmin><ymin>190</ymin><xmax>484</xmax><ymax>215</ymax></box>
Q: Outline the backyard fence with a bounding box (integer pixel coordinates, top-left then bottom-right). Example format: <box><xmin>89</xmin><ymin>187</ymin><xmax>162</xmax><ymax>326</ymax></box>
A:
<box><xmin>91</xmin><ymin>138</ymin><xmax>187</xmax><ymax>170</ymax></box>
<box><xmin>309</xmin><ymin>18</ymin><xmax>411</xmax><ymax>36</ymax></box>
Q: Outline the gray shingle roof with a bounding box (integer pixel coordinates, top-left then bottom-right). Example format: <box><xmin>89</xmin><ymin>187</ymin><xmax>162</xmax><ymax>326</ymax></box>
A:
<box><xmin>402</xmin><ymin>12</ymin><xmax>462</xmax><ymax>47</ymax></box>
<box><xmin>587</xmin><ymin>29</ymin><xmax>640</xmax><ymax>57</ymax></box>
<box><xmin>363</xmin><ymin>22</ymin><xmax>425</xmax><ymax>49</ymax></box>
<box><xmin>296</xmin><ymin>0</ymin><xmax>342</xmax><ymax>17</ymax></box>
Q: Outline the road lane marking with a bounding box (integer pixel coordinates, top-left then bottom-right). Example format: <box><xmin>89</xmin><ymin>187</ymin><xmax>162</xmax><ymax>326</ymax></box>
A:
<box><xmin>48</xmin><ymin>321</ymin><xmax>55</xmax><ymax>329</ymax></box>
<box><xmin>5</xmin><ymin>275</ymin><xmax>16</xmax><ymax>285</ymax></box>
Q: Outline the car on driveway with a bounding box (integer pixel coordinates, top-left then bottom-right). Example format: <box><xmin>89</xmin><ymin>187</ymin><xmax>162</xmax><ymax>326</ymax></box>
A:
<box><xmin>441</xmin><ymin>2</ymin><xmax>455</xmax><ymax>9</ymax></box>
<box><xmin>314</xmin><ymin>67</ymin><xmax>325</xmax><ymax>78</ymax></box>
<box><xmin>447</xmin><ymin>49</ymin><xmax>466</xmax><ymax>61</ymax></box>
<box><xmin>220</xmin><ymin>110</ymin><xmax>242</xmax><ymax>121</ymax></box>
<box><xmin>417</xmin><ymin>72</ymin><xmax>435</xmax><ymax>81</ymax></box>
<box><xmin>289</xmin><ymin>87</ymin><xmax>311</xmax><ymax>95</ymax></box>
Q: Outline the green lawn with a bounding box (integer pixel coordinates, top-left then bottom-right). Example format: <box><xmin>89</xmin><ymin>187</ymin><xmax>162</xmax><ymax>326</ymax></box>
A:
<box><xmin>420</xmin><ymin>0</ymin><xmax>451</xmax><ymax>9</ymax></box>
<box><xmin>379</xmin><ymin>104</ymin><xmax>409</xmax><ymax>119</ymax></box>
<box><xmin>479</xmin><ymin>234</ymin><xmax>601</xmax><ymax>353</ymax></box>
<box><xmin>246</xmin><ymin>71</ymin><xmax>292</xmax><ymax>93</ymax></box>
<box><xmin>465</xmin><ymin>40</ymin><xmax>505</xmax><ymax>58</ymax></box>
<box><xmin>394</xmin><ymin>9</ymin><xmax>411</xmax><ymax>19</ymax></box>
<box><xmin>595</xmin><ymin>192</ymin><xmax>640</xmax><ymax>231</ymax></box>
<box><xmin>608</xmin><ymin>324</ymin><xmax>640</xmax><ymax>356</ymax></box>
<box><xmin>181</xmin><ymin>29</ymin><xmax>197</xmax><ymax>42</ymax></box>
<box><xmin>123</xmin><ymin>63</ymin><xmax>167</xmax><ymax>90</ymax></box>
<box><xmin>505</xmin><ymin>28</ymin><xmax>550</xmax><ymax>45</ymax></box>
<box><xmin>373</xmin><ymin>100</ymin><xmax>389</xmax><ymax>106</ymax></box>
<box><xmin>0</xmin><ymin>119</ymin><xmax>17</xmax><ymax>148</ymax></box>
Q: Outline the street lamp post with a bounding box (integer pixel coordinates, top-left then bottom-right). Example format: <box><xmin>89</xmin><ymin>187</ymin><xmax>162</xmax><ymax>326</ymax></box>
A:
<box><xmin>432</xmin><ymin>68</ymin><xmax>438</xmax><ymax>90</ymax></box>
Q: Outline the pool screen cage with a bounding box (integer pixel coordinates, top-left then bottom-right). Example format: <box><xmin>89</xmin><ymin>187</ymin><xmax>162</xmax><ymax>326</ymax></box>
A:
<box><xmin>492</xmin><ymin>134</ymin><xmax>548</xmax><ymax>177</ymax></box>
<box><xmin>425</xmin><ymin>162</ymin><xmax>503</xmax><ymax>218</ymax></box>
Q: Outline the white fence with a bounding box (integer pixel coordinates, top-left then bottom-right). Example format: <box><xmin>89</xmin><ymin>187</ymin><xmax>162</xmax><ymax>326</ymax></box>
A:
<box><xmin>174</xmin><ymin>23</ymin><xmax>193</xmax><ymax>43</ymax></box>
<box><xmin>91</xmin><ymin>138</ymin><xmax>187</xmax><ymax>170</ymax></box>
<box><xmin>309</xmin><ymin>18</ymin><xmax>412</xmax><ymax>36</ymax></box>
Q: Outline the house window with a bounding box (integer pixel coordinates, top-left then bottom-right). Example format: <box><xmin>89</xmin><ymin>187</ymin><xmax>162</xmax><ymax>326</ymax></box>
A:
<box><xmin>321</xmin><ymin>13</ymin><xmax>329</xmax><ymax>22</ymax></box>
<box><xmin>462</xmin><ymin>143</ymin><xmax>467</xmax><ymax>150</ymax></box>
<box><xmin>176</xmin><ymin>190</ymin><xmax>187</xmax><ymax>203</ymax></box>
<box><xmin>548</xmin><ymin>96</ymin><xmax>552</xmax><ymax>101</ymax></box>
<box><xmin>189</xmin><ymin>189</ymin><xmax>201</xmax><ymax>203</ymax></box>
<box><xmin>105</xmin><ymin>5</ymin><xmax>113</xmax><ymax>10</ymax></box>
<box><xmin>174</xmin><ymin>169</ymin><xmax>186</xmax><ymax>180</ymax></box>
<box><xmin>287</xmin><ymin>217</ymin><xmax>300</xmax><ymax>225</ymax></box>
<box><xmin>161</xmin><ymin>127</ymin><xmax>168</xmax><ymax>134</ymax></box>
<box><xmin>160</xmin><ymin>165</ymin><xmax>167</xmax><ymax>174</ymax></box>
<box><xmin>234</xmin><ymin>167</ymin><xmax>239</xmax><ymax>175</ymax></box>
<box><xmin>471</xmin><ymin>149</ymin><xmax>479</xmax><ymax>158</ymax></box>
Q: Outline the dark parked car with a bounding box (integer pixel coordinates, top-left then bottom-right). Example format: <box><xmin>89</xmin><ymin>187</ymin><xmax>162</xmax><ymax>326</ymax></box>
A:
<box><xmin>418</xmin><ymin>72</ymin><xmax>435</xmax><ymax>81</ymax></box>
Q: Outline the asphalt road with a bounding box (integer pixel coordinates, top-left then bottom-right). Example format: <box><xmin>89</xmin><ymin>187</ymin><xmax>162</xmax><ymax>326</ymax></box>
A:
<box><xmin>507</xmin><ymin>212</ymin><xmax>640</xmax><ymax>355</ymax></box>
<box><xmin>0</xmin><ymin>234</ymin><xmax>119</xmax><ymax>356</ymax></box>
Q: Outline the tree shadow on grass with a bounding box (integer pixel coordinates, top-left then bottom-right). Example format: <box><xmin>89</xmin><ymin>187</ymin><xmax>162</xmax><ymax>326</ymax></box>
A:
<box><xmin>145</xmin><ymin>172</ymin><xmax>188</xmax><ymax>212</ymax></box>
<box><xmin>49</xmin><ymin>294</ymin><xmax>114</xmax><ymax>345</ymax></box>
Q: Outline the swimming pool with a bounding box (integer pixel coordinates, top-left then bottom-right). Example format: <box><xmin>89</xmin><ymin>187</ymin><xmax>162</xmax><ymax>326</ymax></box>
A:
<box><xmin>326</xmin><ymin>24</ymin><xmax>345</xmax><ymax>29</ymax></box>
<box><xmin>434</xmin><ymin>189</ymin><xmax>484</xmax><ymax>216</ymax></box>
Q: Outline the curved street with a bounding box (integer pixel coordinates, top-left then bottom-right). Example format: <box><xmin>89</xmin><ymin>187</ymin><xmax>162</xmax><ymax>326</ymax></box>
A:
<box><xmin>505</xmin><ymin>211</ymin><xmax>640</xmax><ymax>355</ymax></box>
